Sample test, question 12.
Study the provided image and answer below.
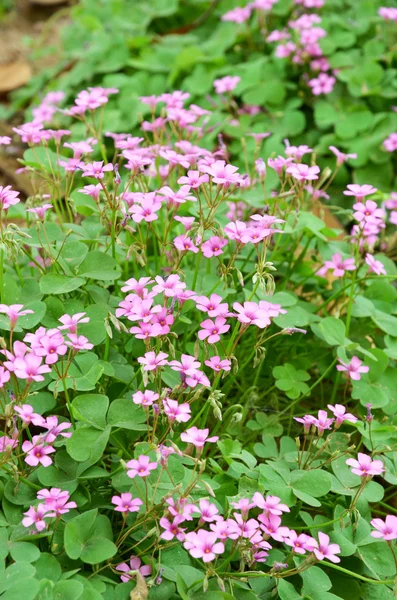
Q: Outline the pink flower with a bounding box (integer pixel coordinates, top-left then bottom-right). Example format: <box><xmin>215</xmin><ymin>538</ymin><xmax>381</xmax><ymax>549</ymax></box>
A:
<box><xmin>353</xmin><ymin>200</ymin><xmax>384</xmax><ymax>222</ymax></box>
<box><xmin>22</xmin><ymin>504</ymin><xmax>55</xmax><ymax>531</ymax></box>
<box><xmin>201</xmin><ymin>236</ymin><xmax>228</xmax><ymax>258</ymax></box>
<box><xmin>0</xmin><ymin>304</ymin><xmax>34</xmax><ymax>328</ymax></box>
<box><xmin>285</xmin><ymin>531</ymin><xmax>317</xmax><ymax>554</ymax></box>
<box><xmin>137</xmin><ymin>351</ymin><xmax>168</xmax><ymax>371</ymax></box>
<box><xmin>195</xmin><ymin>294</ymin><xmax>229</xmax><ymax>317</ymax></box>
<box><xmin>308</xmin><ymin>73</ymin><xmax>336</xmax><ymax>95</ymax></box>
<box><xmin>81</xmin><ymin>161</ymin><xmax>113</xmax><ymax>179</ymax></box>
<box><xmin>79</xmin><ymin>184</ymin><xmax>102</xmax><ymax>200</ymax></box>
<box><xmin>0</xmin><ymin>366</ymin><xmax>10</xmax><ymax>389</ymax></box>
<box><xmin>285</xmin><ymin>144</ymin><xmax>312</xmax><ymax>160</ymax></box>
<box><xmin>200</xmin><ymin>160</ymin><xmax>244</xmax><ymax>187</ymax></box>
<box><xmin>228</xmin><ymin>513</ymin><xmax>259</xmax><ymax>539</ymax></box>
<box><xmin>383</xmin><ymin>132</ymin><xmax>397</xmax><ymax>152</ymax></box>
<box><xmin>158</xmin><ymin>186</ymin><xmax>195</xmax><ymax>205</ymax></box>
<box><xmin>26</xmin><ymin>204</ymin><xmax>53</xmax><ymax>220</ymax></box>
<box><xmin>174</xmin><ymin>216</ymin><xmax>195</xmax><ymax>230</ymax></box>
<box><xmin>252</xmin><ymin>493</ymin><xmax>290</xmax><ymax>516</ymax></box>
<box><xmin>365</xmin><ymin>254</ymin><xmax>387</xmax><ymax>276</ymax></box>
<box><xmin>174</xmin><ymin>234</ymin><xmax>199</xmax><ymax>253</ymax></box>
<box><xmin>0</xmin><ymin>436</ymin><xmax>18</xmax><ymax>451</ymax></box>
<box><xmin>58</xmin><ymin>312</ymin><xmax>90</xmax><ymax>333</ymax></box>
<box><xmin>166</xmin><ymin>497</ymin><xmax>196</xmax><ymax>521</ymax></box>
<box><xmin>14</xmin><ymin>404</ymin><xmax>44</xmax><ymax>426</ymax></box>
<box><xmin>233</xmin><ymin>302</ymin><xmax>271</xmax><ymax>329</ymax></box>
<box><xmin>344</xmin><ymin>184</ymin><xmax>377</xmax><ymax>201</ymax></box>
<box><xmin>313</xmin><ymin>410</ymin><xmax>334</xmax><ymax>433</ymax></box>
<box><xmin>259</xmin><ymin>514</ymin><xmax>290</xmax><ymax>542</ymax></box>
<box><xmin>169</xmin><ymin>354</ymin><xmax>200</xmax><ymax>374</ymax></box>
<box><xmin>116</xmin><ymin>557</ymin><xmax>151</xmax><ymax>582</ymax></box>
<box><xmin>316</xmin><ymin>253</ymin><xmax>356</xmax><ymax>278</ymax></box>
<box><xmin>213</xmin><ymin>76</ymin><xmax>241</xmax><ymax>94</ymax></box>
<box><xmin>13</xmin><ymin>354</ymin><xmax>52</xmax><ymax>382</ymax></box>
<box><xmin>153</xmin><ymin>275</ymin><xmax>186</xmax><ymax>297</ymax></box>
<box><xmin>34</xmin><ymin>332</ymin><xmax>68</xmax><ymax>365</ymax></box>
<box><xmin>198</xmin><ymin>317</ymin><xmax>230</xmax><ymax>344</ymax></box>
<box><xmin>163</xmin><ymin>399</ymin><xmax>191</xmax><ymax>423</ymax></box>
<box><xmin>177</xmin><ymin>170</ymin><xmax>209</xmax><ymax>188</ymax></box>
<box><xmin>198</xmin><ymin>499</ymin><xmax>219</xmax><ymax>523</ymax></box>
<box><xmin>184</xmin><ymin>530</ymin><xmax>225</xmax><ymax>562</ymax></box>
<box><xmin>327</xmin><ymin>404</ymin><xmax>357</xmax><ymax>427</ymax></box>
<box><xmin>133</xmin><ymin>390</ymin><xmax>159</xmax><ymax>406</ymax></box>
<box><xmin>181</xmin><ymin>427</ymin><xmax>219</xmax><ymax>448</ymax></box>
<box><xmin>268</xmin><ymin>156</ymin><xmax>293</xmax><ymax>175</ymax></box>
<box><xmin>286</xmin><ymin>163</ymin><xmax>320</xmax><ymax>181</ymax></box>
<box><xmin>294</xmin><ymin>415</ymin><xmax>316</xmax><ymax>433</ymax></box>
<box><xmin>205</xmin><ymin>356</ymin><xmax>231</xmax><ymax>372</ymax></box>
<box><xmin>0</xmin><ymin>136</ymin><xmax>11</xmax><ymax>145</ymax></box>
<box><xmin>40</xmin><ymin>416</ymin><xmax>72</xmax><ymax>442</ymax></box>
<box><xmin>371</xmin><ymin>516</ymin><xmax>397</xmax><ymax>540</ymax></box>
<box><xmin>346</xmin><ymin>453</ymin><xmax>384</xmax><ymax>477</ymax></box>
<box><xmin>37</xmin><ymin>488</ymin><xmax>77</xmax><ymax>515</ymax></box>
<box><xmin>313</xmin><ymin>532</ymin><xmax>341</xmax><ymax>563</ymax></box>
<box><xmin>336</xmin><ymin>356</ymin><xmax>369</xmax><ymax>381</ymax></box>
<box><xmin>65</xmin><ymin>334</ymin><xmax>93</xmax><ymax>351</ymax></box>
<box><xmin>126</xmin><ymin>455</ymin><xmax>158</xmax><ymax>478</ymax></box>
<box><xmin>329</xmin><ymin>146</ymin><xmax>357</xmax><ymax>166</ymax></box>
<box><xmin>129</xmin><ymin>195</ymin><xmax>162</xmax><ymax>223</ymax></box>
<box><xmin>112</xmin><ymin>493</ymin><xmax>143</xmax><ymax>514</ymax></box>
<box><xmin>160</xmin><ymin>516</ymin><xmax>186</xmax><ymax>541</ymax></box>
<box><xmin>22</xmin><ymin>438</ymin><xmax>55</xmax><ymax>467</ymax></box>
<box><xmin>222</xmin><ymin>6</ymin><xmax>251</xmax><ymax>23</ymax></box>
<box><xmin>129</xmin><ymin>322</ymin><xmax>162</xmax><ymax>339</ymax></box>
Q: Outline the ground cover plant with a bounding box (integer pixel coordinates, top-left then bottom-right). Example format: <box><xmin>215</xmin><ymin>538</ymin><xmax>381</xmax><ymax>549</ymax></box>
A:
<box><xmin>0</xmin><ymin>1</ymin><xmax>397</xmax><ymax>600</ymax></box>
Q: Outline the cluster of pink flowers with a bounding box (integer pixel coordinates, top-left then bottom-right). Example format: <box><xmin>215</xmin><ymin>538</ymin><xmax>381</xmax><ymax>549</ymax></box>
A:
<box><xmin>222</xmin><ymin>0</ymin><xmax>279</xmax><ymax>25</ymax></box>
<box><xmin>383</xmin><ymin>132</ymin><xmax>397</xmax><ymax>152</ymax></box>
<box><xmin>22</xmin><ymin>487</ymin><xmax>76</xmax><ymax>531</ymax></box>
<box><xmin>158</xmin><ymin>491</ymin><xmax>341</xmax><ymax>565</ymax></box>
<box><xmin>378</xmin><ymin>7</ymin><xmax>397</xmax><ymax>21</ymax></box>
<box><xmin>295</xmin><ymin>404</ymin><xmax>358</xmax><ymax>435</ymax></box>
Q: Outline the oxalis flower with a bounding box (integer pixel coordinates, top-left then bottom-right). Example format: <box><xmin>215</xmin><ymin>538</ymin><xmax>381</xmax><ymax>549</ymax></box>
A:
<box><xmin>180</xmin><ymin>427</ymin><xmax>219</xmax><ymax>448</ymax></box>
<box><xmin>126</xmin><ymin>455</ymin><xmax>158</xmax><ymax>479</ymax></box>
<box><xmin>346</xmin><ymin>453</ymin><xmax>384</xmax><ymax>477</ymax></box>
<box><xmin>183</xmin><ymin>530</ymin><xmax>225</xmax><ymax>562</ymax></box>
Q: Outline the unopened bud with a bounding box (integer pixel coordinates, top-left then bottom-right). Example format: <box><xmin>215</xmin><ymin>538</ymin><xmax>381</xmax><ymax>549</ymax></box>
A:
<box><xmin>202</xmin><ymin>480</ymin><xmax>216</xmax><ymax>498</ymax></box>
<box><xmin>366</xmin><ymin>403</ymin><xmax>373</xmax><ymax>422</ymax></box>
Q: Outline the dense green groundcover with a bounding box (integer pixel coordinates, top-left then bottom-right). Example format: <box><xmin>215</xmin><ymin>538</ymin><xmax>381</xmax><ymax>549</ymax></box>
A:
<box><xmin>0</xmin><ymin>0</ymin><xmax>396</xmax><ymax>599</ymax></box>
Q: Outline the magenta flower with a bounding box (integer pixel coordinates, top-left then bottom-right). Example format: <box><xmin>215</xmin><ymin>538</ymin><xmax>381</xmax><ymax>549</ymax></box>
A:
<box><xmin>166</xmin><ymin>497</ymin><xmax>196</xmax><ymax>521</ymax></box>
<box><xmin>14</xmin><ymin>404</ymin><xmax>44</xmax><ymax>426</ymax></box>
<box><xmin>0</xmin><ymin>436</ymin><xmax>18</xmax><ymax>452</ymax></box>
<box><xmin>129</xmin><ymin>195</ymin><xmax>162</xmax><ymax>223</ymax></box>
<box><xmin>316</xmin><ymin>253</ymin><xmax>356</xmax><ymax>278</ymax></box>
<box><xmin>268</xmin><ymin>156</ymin><xmax>293</xmax><ymax>175</ymax></box>
<box><xmin>233</xmin><ymin>302</ymin><xmax>271</xmax><ymax>328</ymax></box>
<box><xmin>137</xmin><ymin>351</ymin><xmax>168</xmax><ymax>372</ymax></box>
<box><xmin>230</xmin><ymin>498</ymin><xmax>255</xmax><ymax>515</ymax></box>
<box><xmin>327</xmin><ymin>404</ymin><xmax>357</xmax><ymax>427</ymax></box>
<box><xmin>336</xmin><ymin>356</ymin><xmax>369</xmax><ymax>381</ymax></box>
<box><xmin>210</xmin><ymin>518</ymin><xmax>235</xmax><ymax>540</ymax></box>
<box><xmin>213</xmin><ymin>76</ymin><xmax>241</xmax><ymax>94</ymax></box>
<box><xmin>37</xmin><ymin>488</ymin><xmax>77</xmax><ymax>515</ymax></box>
<box><xmin>201</xmin><ymin>236</ymin><xmax>228</xmax><ymax>258</ymax></box>
<box><xmin>79</xmin><ymin>184</ymin><xmax>102</xmax><ymax>200</ymax></box>
<box><xmin>222</xmin><ymin>6</ymin><xmax>251</xmax><ymax>23</ymax></box>
<box><xmin>180</xmin><ymin>427</ymin><xmax>219</xmax><ymax>448</ymax></box>
<box><xmin>129</xmin><ymin>322</ymin><xmax>162</xmax><ymax>339</ymax></box>
<box><xmin>371</xmin><ymin>516</ymin><xmax>397</xmax><ymax>540</ymax></box>
<box><xmin>34</xmin><ymin>332</ymin><xmax>68</xmax><ymax>365</ymax></box>
<box><xmin>0</xmin><ymin>304</ymin><xmax>34</xmax><ymax>329</ymax></box>
<box><xmin>294</xmin><ymin>414</ymin><xmax>316</xmax><ymax>433</ymax></box>
<box><xmin>252</xmin><ymin>493</ymin><xmax>290</xmax><ymax>516</ymax></box>
<box><xmin>353</xmin><ymin>200</ymin><xmax>384</xmax><ymax>223</ymax></box>
<box><xmin>116</xmin><ymin>557</ymin><xmax>152</xmax><ymax>582</ymax></box>
<box><xmin>329</xmin><ymin>146</ymin><xmax>357</xmax><ymax>166</ymax></box>
<box><xmin>40</xmin><ymin>416</ymin><xmax>72</xmax><ymax>442</ymax></box>
<box><xmin>163</xmin><ymin>399</ymin><xmax>191</xmax><ymax>423</ymax></box>
<box><xmin>286</xmin><ymin>163</ymin><xmax>320</xmax><ymax>181</ymax></box>
<box><xmin>58</xmin><ymin>312</ymin><xmax>90</xmax><ymax>333</ymax></box>
<box><xmin>313</xmin><ymin>410</ymin><xmax>334</xmax><ymax>434</ymax></box>
<box><xmin>133</xmin><ymin>390</ymin><xmax>159</xmax><ymax>406</ymax></box>
<box><xmin>195</xmin><ymin>294</ymin><xmax>229</xmax><ymax>318</ymax></box>
<box><xmin>204</xmin><ymin>356</ymin><xmax>231</xmax><ymax>372</ymax></box>
<box><xmin>313</xmin><ymin>532</ymin><xmax>341</xmax><ymax>563</ymax></box>
<box><xmin>343</xmin><ymin>184</ymin><xmax>377</xmax><ymax>201</ymax></box>
<box><xmin>126</xmin><ymin>455</ymin><xmax>158</xmax><ymax>479</ymax></box>
<box><xmin>81</xmin><ymin>161</ymin><xmax>113</xmax><ymax>179</ymax></box>
<box><xmin>383</xmin><ymin>132</ymin><xmax>397</xmax><ymax>152</ymax></box>
<box><xmin>174</xmin><ymin>216</ymin><xmax>195</xmax><ymax>230</ymax></box>
<box><xmin>0</xmin><ymin>136</ymin><xmax>11</xmax><ymax>145</ymax></box>
<box><xmin>22</xmin><ymin>438</ymin><xmax>55</xmax><ymax>467</ymax></box>
<box><xmin>159</xmin><ymin>516</ymin><xmax>186</xmax><ymax>541</ymax></box>
<box><xmin>22</xmin><ymin>504</ymin><xmax>55</xmax><ymax>531</ymax></box>
<box><xmin>169</xmin><ymin>354</ymin><xmax>200</xmax><ymax>375</ymax></box>
<box><xmin>158</xmin><ymin>185</ymin><xmax>195</xmax><ymax>205</ymax></box>
<box><xmin>284</xmin><ymin>531</ymin><xmax>317</xmax><ymax>554</ymax></box>
<box><xmin>112</xmin><ymin>493</ymin><xmax>143</xmax><ymax>514</ymax></box>
<box><xmin>365</xmin><ymin>254</ymin><xmax>386</xmax><ymax>276</ymax></box>
<box><xmin>285</xmin><ymin>144</ymin><xmax>312</xmax><ymax>160</ymax></box>
<box><xmin>198</xmin><ymin>317</ymin><xmax>230</xmax><ymax>344</ymax></box>
<box><xmin>346</xmin><ymin>453</ymin><xmax>384</xmax><ymax>477</ymax></box>
<box><xmin>184</xmin><ymin>530</ymin><xmax>225</xmax><ymax>562</ymax></box>
<box><xmin>228</xmin><ymin>513</ymin><xmax>259</xmax><ymax>540</ymax></box>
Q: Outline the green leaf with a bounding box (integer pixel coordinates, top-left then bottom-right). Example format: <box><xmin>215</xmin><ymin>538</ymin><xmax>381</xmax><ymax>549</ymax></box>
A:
<box><xmin>66</xmin><ymin>425</ymin><xmax>111</xmax><ymax>464</ymax></box>
<box><xmin>312</xmin><ymin>317</ymin><xmax>346</xmax><ymax>346</ymax></box>
<box><xmin>1</xmin><ymin>579</ymin><xmax>40</xmax><ymax>600</ymax></box>
<box><xmin>78</xmin><ymin>251</ymin><xmax>121</xmax><ymax>280</ymax></box>
<box><xmin>72</xmin><ymin>394</ymin><xmax>109</xmax><ymax>430</ymax></box>
<box><xmin>34</xmin><ymin>552</ymin><xmax>61</xmax><ymax>582</ymax></box>
<box><xmin>64</xmin><ymin>509</ymin><xmax>117</xmax><ymax>564</ymax></box>
<box><xmin>9</xmin><ymin>542</ymin><xmax>40</xmax><ymax>563</ymax></box>
<box><xmin>358</xmin><ymin>542</ymin><xmax>396</xmax><ymax>578</ymax></box>
<box><xmin>301</xmin><ymin>566</ymin><xmax>332</xmax><ymax>595</ymax></box>
<box><xmin>278</xmin><ymin>579</ymin><xmax>303</xmax><ymax>600</ymax></box>
<box><xmin>52</xmin><ymin>580</ymin><xmax>84</xmax><ymax>600</ymax></box>
<box><xmin>40</xmin><ymin>274</ymin><xmax>86</xmax><ymax>295</ymax></box>
<box><xmin>292</xmin><ymin>470</ymin><xmax>332</xmax><ymax>498</ymax></box>
<box><xmin>107</xmin><ymin>398</ymin><xmax>147</xmax><ymax>430</ymax></box>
